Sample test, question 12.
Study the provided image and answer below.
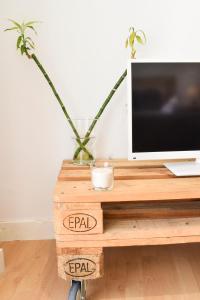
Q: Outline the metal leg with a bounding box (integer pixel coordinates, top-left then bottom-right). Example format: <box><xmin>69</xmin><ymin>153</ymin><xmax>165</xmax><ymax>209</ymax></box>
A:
<box><xmin>68</xmin><ymin>280</ymin><xmax>81</xmax><ymax>300</ymax></box>
<box><xmin>68</xmin><ymin>280</ymin><xmax>86</xmax><ymax>300</ymax></box>
<box><xmin>80</xmin><ymin>280</ymin><xmax>86</xmax><ymax>300</ymax></box>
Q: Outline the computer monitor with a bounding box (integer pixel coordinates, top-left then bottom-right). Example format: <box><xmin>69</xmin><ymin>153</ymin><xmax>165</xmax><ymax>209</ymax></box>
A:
<box><xmin>128</xmin><ymin>60</ymin><xmax>200</xmax><ymax>164</ymax></box>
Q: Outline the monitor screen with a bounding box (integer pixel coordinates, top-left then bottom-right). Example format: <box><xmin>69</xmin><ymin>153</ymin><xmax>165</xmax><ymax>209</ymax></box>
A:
<box><xmin>131</xmin><ymin>62</ymin><xmax>200</xmax><ymax>153</ymax></box>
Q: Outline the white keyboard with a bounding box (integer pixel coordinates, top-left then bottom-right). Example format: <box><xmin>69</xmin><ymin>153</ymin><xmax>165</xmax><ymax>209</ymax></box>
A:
<box><xmin>164</xmin><ymin>162</ymin><xmax>200</xmax><ymax>176</ymax></box>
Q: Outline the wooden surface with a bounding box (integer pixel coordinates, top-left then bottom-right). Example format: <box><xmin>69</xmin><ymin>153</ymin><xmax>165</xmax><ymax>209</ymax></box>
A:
<box><xmin>55</xmin><ymin>160</ymin><xmax>200</xmax><ymax>203</ymax></box>
<box><xmin>56</xmin><ymin>245</ymin><xmax>103</xmax><ymax>280</ymax></box>
<box><xmin>55</xmin><ymin>177</ymin><xmax>200</xmax><ymax>203</ymax></box>
<box><xmin>58</xmin><ymin>167</ymin><xmax>174</xmax><ymax>181</ymax></box>
<box><xmin>62</xmin><ymin>158</ymin><xmax>194</xmax><ymax>169</ymax></box>
<box><xmin>56</xmin><ymin>217</ymin><xmax>200</xmax><ymax>247</ymax></box>
<box><xmin>54</xmin><ymin>159</ymin><xmax>200</xmax><ymax>280</ymax></box>
<box><xmin>103</xmin><ymin>201</ymin><xmax>200</xmax><ymax>219</ymax></box>
<box><xmin>58</xmin><ymin>252</ymin><xmax>103</xmax><ymax>280</ymax></box>
<box><xmin>2</xmin><ymin>240</ymin><xmax>200</xmax><ymax>299</ymax></box>
<box><xmin>54</xmin><ymin>203</ymin><xmax>103</xmax><ymax>235</ymax></box>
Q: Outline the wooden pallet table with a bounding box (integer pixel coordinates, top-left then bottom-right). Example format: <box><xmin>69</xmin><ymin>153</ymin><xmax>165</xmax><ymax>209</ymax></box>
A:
<box><xmin>54</xmin><ymin>159</ymin><xmax>200</xmax><ymax>298</ymax></box>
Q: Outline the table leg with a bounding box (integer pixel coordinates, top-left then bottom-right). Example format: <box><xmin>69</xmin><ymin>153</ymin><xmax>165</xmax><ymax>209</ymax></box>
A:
<box><xmin>68</xmin><ymin>279</ymin><xmax>86</xmax><ymax>300</ymax></box>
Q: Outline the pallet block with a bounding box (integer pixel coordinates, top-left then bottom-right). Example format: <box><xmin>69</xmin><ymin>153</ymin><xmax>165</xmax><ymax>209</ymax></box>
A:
<box><xmin>54</xmin><ymin>203</ymin><xmax>103</xmax><ymax>235</ymax></box>
<box><xmin>57</xmin><ymin>247</ymin><xmax>103</xmax><ymax>280</ymax></box>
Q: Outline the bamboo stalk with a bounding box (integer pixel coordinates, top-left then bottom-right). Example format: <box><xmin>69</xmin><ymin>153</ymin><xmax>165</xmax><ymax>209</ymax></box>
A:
<box><xmin>31</xmin><ymin>54</ymin><xmax>79</xmax><ymax>137</ymax></box>
<box><xmin>30</xmin><ymin>53</ymin><xmax>93</xmax><ymax>159</ymax></box>
<box><xmin>73</xmin><ymin>69</ymin><xmax>127</xmax><ymax>159</ymax></box>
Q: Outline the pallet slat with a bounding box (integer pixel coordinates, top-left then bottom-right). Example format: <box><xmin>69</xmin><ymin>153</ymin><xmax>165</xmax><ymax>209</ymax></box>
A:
<box><xmin>103</xmin><ymin>201</ymin><xmax>200</xmax><ymax>219</ymax></box>
<box><xmin>58</xmin><ymin>167</ymin><xmax>173</xmax><ymax>181</ymax></box>
<box><xmin>62</xmin><ymin>159</ymin><xmax>194</xmax><ymax>170</ymax></box>
<box><xmin>54</xmin><ymin>177</ymin><xmax>200</xmax><ymax>203</ymax></box>
<box><xmin>56</xmin><ymin>217</ymin><xmax>200</xmax><ymax>247</ymax></box>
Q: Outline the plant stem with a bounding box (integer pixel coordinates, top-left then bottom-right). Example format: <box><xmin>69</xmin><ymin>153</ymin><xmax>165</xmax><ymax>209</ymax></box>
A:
<box><xmin>30</xmin><ymin>53</ymin><xmax>93</xmax><ymax>158</ymax></box>
<box><xmin>73</xmin><ymin>69</ymin><xmax>127</xmax><ymax>159</ymax></box>
<box><xmin>31</xmin><ymin>54</ymin><xmax>79</xmax><ymax>137</ymax></box>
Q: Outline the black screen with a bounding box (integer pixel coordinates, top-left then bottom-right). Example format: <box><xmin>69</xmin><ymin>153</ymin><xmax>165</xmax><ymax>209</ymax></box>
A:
<box><xmin>131</xmin><ymin>62</ymin><xmax>200</xmax><ymax>153</ymax></box>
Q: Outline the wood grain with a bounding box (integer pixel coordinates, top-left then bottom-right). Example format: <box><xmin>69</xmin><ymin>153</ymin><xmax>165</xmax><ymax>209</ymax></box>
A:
<box><xmin>103</xmin><ymin>201</ymin><xmax>200</xmax><ymax>219</ymax></box>
<box><xmin>2</xmin><ymin>240</ymin><xmax>200</xmax><ymax>299</ymax></box>
<box><xmin>54</xmin><ymin>159</ymin><xmax>200</xmax><ymax>286</ymax></box>
<box><xmin>54</xmin><ymin>177</ymin><xmax>200</xmax><ymax>203</ymax></box>
<box><xmin>57</xmin><ymin>251</ymin><xmax>103</xmax><ymax>280</ymax></box>
<box><xmin>54</xmin><ymin>207</ymin><xmax>103</xmax><ymax>234</ymax></box>
<box><xmin>56</xmin><ymin>247</ymin><xmax>103</xmax><ymax>255</ymax></box>
<box><xmin>58</xmin><ymin>167</ymin><xmax>173</xmax><ymax>181</ymax></box>
<box><xmin>56</xmin><ymin>217</ymin><xmax>200</xmax><ymax>247</ymax></box>
<box><xmin>62</xmin><ymin>158</ymin><xmax>194</xmax><ymax>169</ymax></box>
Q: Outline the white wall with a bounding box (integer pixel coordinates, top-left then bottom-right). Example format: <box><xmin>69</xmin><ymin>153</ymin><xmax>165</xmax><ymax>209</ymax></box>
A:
<box><xmin>1</xmin><ymin>0</ymin><xmax>200</xmax><ymax>238</ymax></box>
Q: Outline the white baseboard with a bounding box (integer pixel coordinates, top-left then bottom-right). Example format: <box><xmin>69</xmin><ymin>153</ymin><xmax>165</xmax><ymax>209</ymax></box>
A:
<box><xmin>0</xmin><ymin>220</ymin><xmax>54</xmax><ymax>241</ymax></box>
<box><xmin>0</xmin><ymin>249</ymin><xmax>5</xmax><ymax>273</ymax></box>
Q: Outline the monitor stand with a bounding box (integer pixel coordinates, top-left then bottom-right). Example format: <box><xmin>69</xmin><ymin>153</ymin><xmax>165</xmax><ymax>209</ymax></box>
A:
<box><xmin>164</xmin><ymin>158</ymin><xmax>200</xmax><ymax>176</ymax></box>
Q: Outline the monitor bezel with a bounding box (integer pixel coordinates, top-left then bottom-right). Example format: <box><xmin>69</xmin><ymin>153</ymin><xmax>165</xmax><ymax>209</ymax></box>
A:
<box><xmin>128</xmin><ymin>59</ymin><xmax>200</xmax><ymax>160</ymax></box>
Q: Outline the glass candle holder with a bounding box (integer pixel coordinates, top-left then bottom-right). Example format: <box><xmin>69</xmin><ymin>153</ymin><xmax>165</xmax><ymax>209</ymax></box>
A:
<box><xmin>91</xmin><ymin>162</ymin><xmax>114</xmax><ymax>191</ymax></box>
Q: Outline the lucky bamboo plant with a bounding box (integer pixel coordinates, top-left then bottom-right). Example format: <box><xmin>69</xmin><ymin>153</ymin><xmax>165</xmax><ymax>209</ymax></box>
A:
<box><xmin>5</xmin><ymin>21</ymin><xmax>146</xmax><ymax>164</ymax></box>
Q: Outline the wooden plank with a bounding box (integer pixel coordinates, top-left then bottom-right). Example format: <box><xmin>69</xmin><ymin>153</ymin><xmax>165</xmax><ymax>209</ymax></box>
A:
<box><xmin>62</xmin><ymin>158</ymin><xmax>194</xmax><ymax>170</ymax></box>
<box><xmin>58</xmin><ymin>167</ymin><xmax>173</xmax><ymax>181</ymax></box>
<box><xmin>57</xmin><ymin>249</ymin><xmax>103</xmax><ymax>280</ymax></box>
<box><xmin>56</xmin><ymin>247</ymin><xmax>103</xmax><ymax>255</ymax></box>
<box><xmin>103</xmin><ymin>201</ymin><xmax>200</xmax><ymax>219</ymax></box>
<box><xmin>54</xmin><ymin>207</ymin><xmax>103</xmax><ymax>234</ymax></box>
<box><xmin>54</xmin><ymin>202</ymin><xmax>101</xmax><ymax>210</ymax></box>
<box><xmin>54</xmin><ymin>177</ymin><xmax>200</xmax><ymax>203</ymax></box>
<box><xmin>55</xmin><ymin>217</ymin><xmax>200</xmax><ymax>247</ymax></box>
<box><xmin>104</xmin><ymin>208</ymin><xmax>200</xmax><ymax>219</ymax></box>
<box><xmin>57</xmin><ymin>235</ymin><xmax>200</xmax><ymax>247</ymax></box>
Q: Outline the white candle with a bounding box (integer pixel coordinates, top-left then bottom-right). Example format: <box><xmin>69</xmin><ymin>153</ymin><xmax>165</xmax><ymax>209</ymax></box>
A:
<box><xmin>91</xmin><ymin>164</ymin><xmax>113</xmax><ymax>190</ymax></box>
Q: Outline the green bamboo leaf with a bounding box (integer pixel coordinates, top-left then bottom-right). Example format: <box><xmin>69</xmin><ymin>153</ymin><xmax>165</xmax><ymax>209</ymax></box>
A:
<box><xmin>27</xmin><ymin>25</ymin><xmax>37</xmax><ymax>34</ymax></box>
<box><xmin>126</xmin><ymin>27</ymin><xmax>146</xmax><ymax>59</ymax></box>
<box><xmin>20</xmin><ymin>45</ymin><xmax>25</xmax><ymax>55</ymax></box>
<box><xmin>8</xmin><ymin>19</ymin><xmax>21</xmax><ymax>30</ymax></box>
<box><xmin>26</xmin><ymin>37</ymin><xmax>35</xmax><ymax>45</ymax></box>
<box><xmin>131</xmin><ymin>48</ymin><xmax>136</xmax><ymax>59</ymax></box>
<box><xmin>21</xmin><ymin>22</ymin><xmax>26</xmax><ymax>33</ymax></box>
<box><xmin>26</xmin><ymin>40</ymin><xmax>34</xmax><ymax>49</ymax></box>
<box><xmin>136</xmin><ymin>35</ymin><xmax>143</xmax><ymax>44</ymax></box>
<box><xmin>129</xmin><ymin>31</ymin><xmax>135</xmax><ymax>47</ymax></box>
<box><xmin>4</xmin><ymin>26</ymin><xmax>18</xmax><ymax>31</ymax></box>
<box><xmin>17</xmin><ymin>35</ymin><xmax>22</xmax><ymax>49</ymax></box>
<box><xmin>125</xmin><ymin>38</ymin><xmax>128</xmax><ymax>48</ymax></box>
<box><xmin>136</xmin><ymin>30</ymin><xmax>147</xmax><ymax>44</ymax></box>
<box><xmin>25</xmin><ymin>21</ymin><xmax>38</xmax><ymax>26</ymax></box>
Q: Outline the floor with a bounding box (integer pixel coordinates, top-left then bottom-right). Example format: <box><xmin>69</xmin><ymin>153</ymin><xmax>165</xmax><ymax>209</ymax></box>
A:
<box><xmin>1</xmin><ymin>241</ymin><xmax>200</xmax><ymax>299</ymax></box>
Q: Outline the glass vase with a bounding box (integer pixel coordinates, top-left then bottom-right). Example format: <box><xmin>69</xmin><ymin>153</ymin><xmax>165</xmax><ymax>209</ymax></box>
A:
<box><xmin>72</xmin><ymin>136</ymin><xmax>96</xmax><ymax>165</ymax></box>
<box><xmin>71</xmin><ymin>119</ymin><xmax>97</xmax><ymax>165</ymax></box>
